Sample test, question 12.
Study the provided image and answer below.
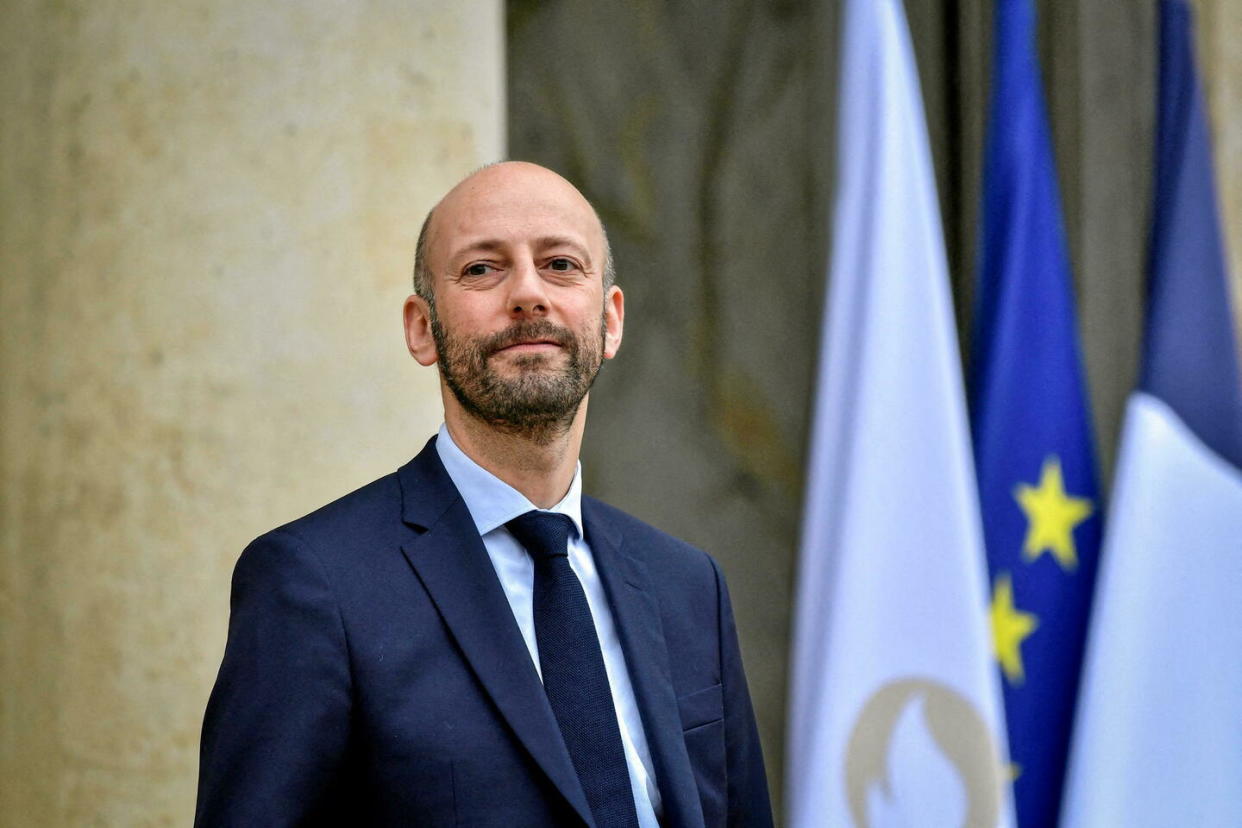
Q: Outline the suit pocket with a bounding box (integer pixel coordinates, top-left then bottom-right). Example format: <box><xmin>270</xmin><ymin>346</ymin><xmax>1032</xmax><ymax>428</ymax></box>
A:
<box><xmin>678</xmin><ymin>684</ymin><xmax>725</xmax><ymax>825</ymax></box>
<box><xmin>678</xmin><ymin>682</ymin><xmax>724</xmax><ymax>731</ymax></box>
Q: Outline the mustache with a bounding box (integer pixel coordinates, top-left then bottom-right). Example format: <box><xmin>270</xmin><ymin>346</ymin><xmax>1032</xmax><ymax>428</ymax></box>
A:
<box><xmin>483</xmin><ymin>321</ymin><xmax>575</xmax><ymax>355</ymax></box>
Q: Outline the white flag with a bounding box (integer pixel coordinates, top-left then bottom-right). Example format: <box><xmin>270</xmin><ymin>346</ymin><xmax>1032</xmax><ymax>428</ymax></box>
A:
<box><xmin>784</xmin><ymin>0</ymin><xmax>1012</xmax><ymax>825</ymax></box>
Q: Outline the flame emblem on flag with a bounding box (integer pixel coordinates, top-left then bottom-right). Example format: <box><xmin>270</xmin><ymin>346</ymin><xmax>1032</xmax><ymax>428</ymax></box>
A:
<box><xmin>845</xmin><ymin>678</ymin><xmax>1002</xmax><ymax>827</ymax></box>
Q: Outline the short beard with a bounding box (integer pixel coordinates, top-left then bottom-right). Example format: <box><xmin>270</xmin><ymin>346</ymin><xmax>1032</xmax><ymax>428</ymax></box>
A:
<box><xmin>430</xmin><ymin>307</ymin><xmax>606</xmax><ymax>444</ymax></box>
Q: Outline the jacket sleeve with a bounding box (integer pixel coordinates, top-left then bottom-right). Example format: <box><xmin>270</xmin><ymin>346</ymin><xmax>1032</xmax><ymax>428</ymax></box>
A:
<box><xmin>195</xmin><ymin>529</ymin><xmax>353</xmax><ymax>827</ymax></box>
<box><xmin>712</xmin><ymin>558</ymin><xmax>774</xmax><ymax>828</ymax></box>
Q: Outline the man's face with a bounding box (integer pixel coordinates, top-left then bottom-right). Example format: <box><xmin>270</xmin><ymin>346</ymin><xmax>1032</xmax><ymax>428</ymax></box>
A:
<box><xmin>404</xmin><ymin>163</ymin><xmax>624</xmax><ymax>436</ymax></box>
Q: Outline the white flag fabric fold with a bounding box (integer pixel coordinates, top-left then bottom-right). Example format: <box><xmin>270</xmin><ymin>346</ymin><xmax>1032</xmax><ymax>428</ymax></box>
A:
<box><xmin>785</xmin><ymin>0</ymin><xmax>1012</xmax><ymax>824</ymax></box>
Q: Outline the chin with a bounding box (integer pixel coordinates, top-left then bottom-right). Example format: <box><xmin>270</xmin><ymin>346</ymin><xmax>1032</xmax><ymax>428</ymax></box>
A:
<box><xmin>496</xmin><ymin>353</ymin><xmax>563</xmax><ymax>371</ymax></box>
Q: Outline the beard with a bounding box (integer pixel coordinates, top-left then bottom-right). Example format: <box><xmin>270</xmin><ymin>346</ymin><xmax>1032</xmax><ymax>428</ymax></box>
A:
<box><xmin>430</xmin><ymin>309</ymin><xmax>606</xmax><ymax>441</ymax></box>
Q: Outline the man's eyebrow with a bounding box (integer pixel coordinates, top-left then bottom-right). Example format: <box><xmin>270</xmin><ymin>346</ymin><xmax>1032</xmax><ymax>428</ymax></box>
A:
<box><xmin>531</xmin><ymin>236</ymin><xmax>591</xmax><ymax>258</ymax></box>
<box><xmin>451</xmin><ymin>236</ymin><xmax>594</xmax><ymax>262</ymax></box>
<box><xmin>450</xmin><ymin>238</ymin><xmax>506</xmax><ymax>257</ymax></box>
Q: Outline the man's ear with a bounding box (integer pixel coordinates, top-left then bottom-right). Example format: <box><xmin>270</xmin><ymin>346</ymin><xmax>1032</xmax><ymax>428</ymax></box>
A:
<box><xmin>403</xmin><ymin>294</ymin><xmax>439</xmax><ymax>366</ymax></box>
<box><xmin>603</xmin><ymin>285</ymin><xmax>624</xmax><ymax>360</ymax></box>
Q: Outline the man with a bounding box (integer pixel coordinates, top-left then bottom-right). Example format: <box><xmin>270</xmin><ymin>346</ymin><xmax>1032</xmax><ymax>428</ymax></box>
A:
<box><xmin>196</xmin><ymin>162</ymin><xmax>772</xmax><ymax>827</ymax></box>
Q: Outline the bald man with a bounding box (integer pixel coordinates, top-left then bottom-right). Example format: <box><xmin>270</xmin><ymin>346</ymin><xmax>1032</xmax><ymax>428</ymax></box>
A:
<box><xmin>195</xmin><ymin>163</ymin><xmax>772</xmax><ymax>828</ymax></box>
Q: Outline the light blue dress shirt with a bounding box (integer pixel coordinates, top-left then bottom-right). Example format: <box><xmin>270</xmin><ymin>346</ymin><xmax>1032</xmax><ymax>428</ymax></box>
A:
<box><xmin>435</xmin><ymin>425</ymin><xmax>662</xmax><ymax>826</ymax></box>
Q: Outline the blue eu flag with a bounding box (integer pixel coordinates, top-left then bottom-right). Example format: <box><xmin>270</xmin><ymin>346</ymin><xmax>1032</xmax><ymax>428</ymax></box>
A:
<box><xmin>970</xmin><ymin>1</ymin><xmax>1103</xmax><ymax>825</ymax></box>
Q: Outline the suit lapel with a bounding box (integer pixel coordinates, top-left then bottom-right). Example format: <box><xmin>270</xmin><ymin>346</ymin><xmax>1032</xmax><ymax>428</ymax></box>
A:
<box><xmin>397</xmin><ymin>441</ymin><xmax>593</xmax><ymax>826</ymax></box>
<box><xmin>583</xmin><ymin>500</ymin><xmax>706</xmax><ymax>828</ymax></box>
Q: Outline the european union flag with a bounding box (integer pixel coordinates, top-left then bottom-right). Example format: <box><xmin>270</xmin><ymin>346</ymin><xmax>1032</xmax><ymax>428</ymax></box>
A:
<box><xmin>970</xmin><ymin>1</ymin><xmax>1103</xmax><ymax>825</ymax></box>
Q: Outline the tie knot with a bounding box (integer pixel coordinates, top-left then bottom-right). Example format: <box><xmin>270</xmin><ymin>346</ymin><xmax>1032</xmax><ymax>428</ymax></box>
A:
<box><xmin>506</xmin><ymin>511</ymin><xmax>575</xmax><ymax>562</ymax></box>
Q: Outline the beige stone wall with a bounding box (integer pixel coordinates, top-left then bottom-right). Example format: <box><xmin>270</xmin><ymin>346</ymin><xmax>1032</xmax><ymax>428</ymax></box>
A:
<box><xmin>0</xmin><ymin>1</ymin><xmax>502</xmax><ymax>823</ymax></box>
<box><xmin>1196</xmin><ymin>0</ymin><xmax>1242</xmax><ymax>343</ymax></box>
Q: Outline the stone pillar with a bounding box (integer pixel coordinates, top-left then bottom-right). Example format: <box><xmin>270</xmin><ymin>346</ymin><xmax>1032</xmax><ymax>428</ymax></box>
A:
<box><xmin>0</xmin><ymin>1</ymin><xmax>503</xmax><ymax>822</ymax></box>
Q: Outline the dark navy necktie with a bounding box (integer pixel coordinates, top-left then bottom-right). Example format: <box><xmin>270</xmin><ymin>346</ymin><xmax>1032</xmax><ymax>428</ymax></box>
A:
<box><xmin>505</xmin><ymin>511</ymin><xmax>640</xmax><ymax>828</ymax></box>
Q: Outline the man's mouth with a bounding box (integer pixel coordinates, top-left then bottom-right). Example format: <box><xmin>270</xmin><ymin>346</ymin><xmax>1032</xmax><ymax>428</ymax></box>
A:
<box><xmin>487</xmin><ymin>324</ymin><xmax>572</xmax><ymax>357</ymax></box>
<box><xmin>495</xmin><ymin>340</ymin><xmax>562</xmax><ymax>355</ymax></box>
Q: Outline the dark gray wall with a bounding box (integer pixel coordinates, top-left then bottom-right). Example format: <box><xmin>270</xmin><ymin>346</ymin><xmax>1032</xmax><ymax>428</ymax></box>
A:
<box><xmin>509</xmin><ymin>0</ymin><xmax>1153</xmax><ymax>811</ymax></box>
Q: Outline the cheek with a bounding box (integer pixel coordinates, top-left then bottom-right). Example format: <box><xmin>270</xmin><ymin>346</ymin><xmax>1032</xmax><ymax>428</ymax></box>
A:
<box><xmin>437</xmin><ymin>301</ymin><xmax>499</xmax><ymax>339</ymax></box>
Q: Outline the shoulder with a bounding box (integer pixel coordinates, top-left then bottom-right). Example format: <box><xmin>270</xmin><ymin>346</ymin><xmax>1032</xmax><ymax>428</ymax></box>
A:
<box><xmin>582</xmin><ymin>495</ymin><xmax>725</xmax><ymax>588</ymax></box>
<box><xmin>250</xmin><ymin>436</ymin><xmax>450</xmax><ymax>560</ymax></box>
<box><xmin>583</xmin><ymin>495</ymin><xmax>703</xmax><ymax>554</ymax></box>
<box><xmin>231</xmin><ymin>462</ymin><xmax>449</xmax><ymax>611</ymax></box>
<box><xmin>266</xmin><ymin>471</ymin><xmax>404</xmax><ymax>551</ymax></box>
<box><xmin>237</xmin><ymin>466</ymin><xmax>423</xmax><ymax>589</ymax></box>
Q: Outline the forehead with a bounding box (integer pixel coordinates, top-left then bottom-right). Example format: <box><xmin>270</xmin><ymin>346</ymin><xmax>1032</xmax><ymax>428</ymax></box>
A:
<box><xmin>429</xmin><ymin>167</ymin><xmax>603</xmax><ymax>263</ymax></box>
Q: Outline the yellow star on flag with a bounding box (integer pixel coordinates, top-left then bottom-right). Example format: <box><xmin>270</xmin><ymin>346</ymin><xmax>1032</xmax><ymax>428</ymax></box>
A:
<box><xmin>990</xmin><ymin>572</ymin><xmax>1038</xmax><ymax>685</ymax></box>
<box><xmin>1013</xmin><ymin>455</ymin><xmax>1093</xmax><ymax>571</ymax></box>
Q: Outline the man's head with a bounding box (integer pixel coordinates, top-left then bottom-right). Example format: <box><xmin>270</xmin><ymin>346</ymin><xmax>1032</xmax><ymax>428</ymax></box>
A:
<box><xmin>403</xmin><ymin>162</ymin><xmax>624</xmax><ymax>441</ymax></box>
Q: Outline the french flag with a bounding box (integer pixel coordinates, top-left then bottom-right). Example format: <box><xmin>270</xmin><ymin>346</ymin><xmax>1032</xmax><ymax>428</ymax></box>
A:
<box><xmin>1062</xmin><ymin>1</ymin><xmax>1242</xmax><ymax>824</ymax></box>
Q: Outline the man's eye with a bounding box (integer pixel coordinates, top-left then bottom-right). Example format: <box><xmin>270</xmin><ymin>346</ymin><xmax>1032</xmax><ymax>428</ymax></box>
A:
<box><xmin>464</xmin><ymin>263</ymin><xmax>490</xmax><ymax>277</ymax></box>
<box><xmin>548</xmin><ymin>258</ymin><xmax>576</xmax><ymax>272</ymax></box>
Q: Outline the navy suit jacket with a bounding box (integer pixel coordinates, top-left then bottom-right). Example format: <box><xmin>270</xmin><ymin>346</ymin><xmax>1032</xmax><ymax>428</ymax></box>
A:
<box><xmin>196</xmin><ymin>438</ymin><xmax>772</xmax><ymax>827</ymax></box>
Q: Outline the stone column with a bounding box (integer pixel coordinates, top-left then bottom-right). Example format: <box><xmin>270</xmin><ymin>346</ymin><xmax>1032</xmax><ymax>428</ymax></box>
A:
<box><xmin>0</xmin><ymin>1</ymin><xmax>503</xmax><ymax>822</ymax></box>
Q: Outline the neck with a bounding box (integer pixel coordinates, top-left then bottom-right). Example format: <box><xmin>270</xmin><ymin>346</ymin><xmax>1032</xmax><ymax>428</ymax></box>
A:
<box><xmin>442</xmin><ymin>393</ymin><xmax>588</xmax><ymax>509</ymax></box>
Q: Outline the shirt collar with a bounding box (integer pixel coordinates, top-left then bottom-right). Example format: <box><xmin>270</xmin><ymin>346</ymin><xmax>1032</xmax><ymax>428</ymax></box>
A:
<box><xmin>435</xmin><ymin>423</ymin><xmax>584</xmax><ymax>539</ymax></box>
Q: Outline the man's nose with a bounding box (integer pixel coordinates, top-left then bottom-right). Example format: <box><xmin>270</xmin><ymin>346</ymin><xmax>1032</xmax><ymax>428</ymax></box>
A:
<box><xmin>506</xmin><ymin>256</ymin><xmax>549</xmax><ymax>317</ymax></box>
